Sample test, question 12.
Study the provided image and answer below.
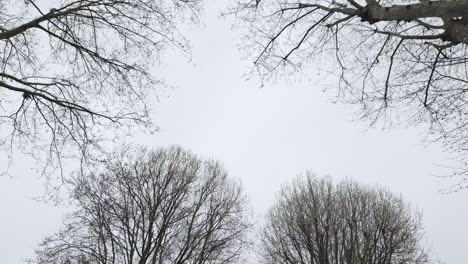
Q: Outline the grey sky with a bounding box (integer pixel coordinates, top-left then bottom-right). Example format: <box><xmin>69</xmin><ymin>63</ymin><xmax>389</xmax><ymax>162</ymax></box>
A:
<box><xmin>1</xmin><ymin>0</ymin><xmax>468</xmax><ymax>263</ymax></box>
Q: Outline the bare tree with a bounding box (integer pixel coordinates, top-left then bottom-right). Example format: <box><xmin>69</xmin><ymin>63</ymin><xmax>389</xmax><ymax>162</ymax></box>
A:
<box><xmin>30</xmin><ymin>145</ymin><xmax>251</xmax><ymax>264</ymax></box>
<box><xmin>260</xmin><ymin>174</ymin><xmax>429</xmax><ymax>264</ymax></box>
<box><xmin>230</xmin><ymin>0</ymin><xmax>468</xmax><ymax>189</ymax></box>
<box><xmin>0</xmin><ymin>0</ymin><xmax>200</xmax><ymax>177</ymax></box>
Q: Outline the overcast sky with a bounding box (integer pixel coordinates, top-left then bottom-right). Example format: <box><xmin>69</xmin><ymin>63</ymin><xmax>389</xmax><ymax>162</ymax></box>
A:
<box><xmin>1</xmin><ymin>1</ymin><xmax>468</xmax><ymax>263</ymax></box>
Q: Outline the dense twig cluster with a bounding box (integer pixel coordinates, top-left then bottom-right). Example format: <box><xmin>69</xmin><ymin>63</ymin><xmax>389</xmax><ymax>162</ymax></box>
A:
<box><xmin>260</xmin><ymin>174</ymin><xmax>428</xmax><ymax>264</ymax></box>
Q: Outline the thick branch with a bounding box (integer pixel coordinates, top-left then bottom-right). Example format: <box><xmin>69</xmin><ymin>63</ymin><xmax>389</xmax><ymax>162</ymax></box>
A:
<box><xmin>364</xmin><ymin>0</ymin><xmax>468</xmax><ymax>23</ymax></box>
<box><xmin>0</xmin><ymin>4</ymin><xmax>93</xmax><ymax>39</ymax></box>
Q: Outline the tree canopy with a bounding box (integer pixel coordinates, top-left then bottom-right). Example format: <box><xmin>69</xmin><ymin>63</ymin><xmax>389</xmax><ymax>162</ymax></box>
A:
<box><xmin>0</xmin><ymin>0</ymin><xmax>200</xmax><ymax>177</ymax></box>
<box><xmin>31</xmin><ymin>145</ymin><xmax>251</xmax><ymax>264</ymax></box>
<box><xmin>231</xmin><ymin>0</ymin><xmax>468</xmax><ymax>189</ymax></box>
<box><xmin>260</xmin><ymin>174</ymin><xmax>429</xmax><ymax>264</ymax></box>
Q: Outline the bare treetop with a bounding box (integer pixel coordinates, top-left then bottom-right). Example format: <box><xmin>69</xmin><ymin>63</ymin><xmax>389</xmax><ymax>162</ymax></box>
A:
<box><xmin>232</xmin><ymin>0</ymin><xmax>468</xmax><ymax>188</ymax></box>
<box><xmin>260</xmin><ymin>174</ymin><xmax>429</xmax><ymax>264</ymax></box>
<box><xmin>0</xmin><ymin>0</ymin><xmax>200</xmax><ymax>177</ymax></box>
<box><xmin>31</xmin><ymin>145</ymin><xmax>252</xmax><ymax>264</ymax></box>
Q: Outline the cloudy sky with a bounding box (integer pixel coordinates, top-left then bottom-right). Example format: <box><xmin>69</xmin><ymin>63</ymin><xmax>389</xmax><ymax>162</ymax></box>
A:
<box><xmin>1</xmin><ymin>1</ymin><xmax>468</xmax><ymax>263</ymax></box>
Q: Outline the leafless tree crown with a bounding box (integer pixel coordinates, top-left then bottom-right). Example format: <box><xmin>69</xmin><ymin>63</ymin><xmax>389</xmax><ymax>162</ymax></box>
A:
<box><xmin>0</xmin><ymin>0</ymin><xmax>200</xmax><ymax>176</ymax></box>
<box><xmin>30</xmin><ymin>145</ymin><xmax>251</xmax><ymax>264</ymax></box>
<box><xmin>260</xmin><ymin>174</ymin><xmax>429</xmax><ymax>264</ymax></box>
<box><xmin>231</xmin><ymin>0</ymin><xmax>468</xmax><ymax>188</ymax></box>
